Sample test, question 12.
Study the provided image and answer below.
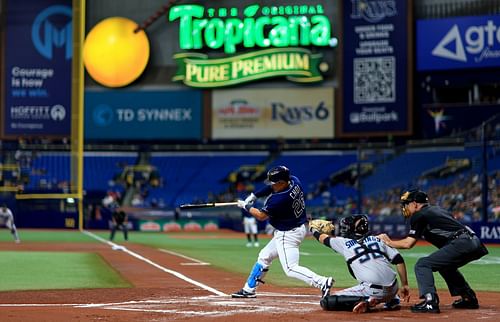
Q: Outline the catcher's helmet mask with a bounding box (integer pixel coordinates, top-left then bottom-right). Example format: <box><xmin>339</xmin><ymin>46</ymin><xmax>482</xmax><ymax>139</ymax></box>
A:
<box><xmin>339</xmin><ymin>214</ymin><xmax>369</xmax><ymax>240</ymax></box>
<box><xmin>264</xmin><ymin>165</ymin><xmax>291</xmax><ymax>185</ymax></box>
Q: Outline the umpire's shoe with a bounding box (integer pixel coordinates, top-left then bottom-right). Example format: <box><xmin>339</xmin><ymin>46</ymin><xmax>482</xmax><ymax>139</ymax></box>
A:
<box><xmin>452</xmin><ymin>289</ymin><xmax>479</xmax><ymax>309</ymax></box>
<box><xmin>411</xmin><ymin>293</ymin><xmax>440</xmax><ymax>313</ymax></box>
<box><xmin>231</xmin><ymin>289</ymin><xmax>256</xmax><ymax>298</ymax></box>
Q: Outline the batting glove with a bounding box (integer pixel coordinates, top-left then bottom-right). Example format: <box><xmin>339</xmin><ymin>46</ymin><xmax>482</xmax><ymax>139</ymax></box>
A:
<box><xmin>244</xmin><ymin>193</ymin><xmax>257</xmax><ymax>205</ymax></box>
<box><xmin>237</xmin><ymin>200</ymin><xmax>252</xmax><ymax>211</ymax></box>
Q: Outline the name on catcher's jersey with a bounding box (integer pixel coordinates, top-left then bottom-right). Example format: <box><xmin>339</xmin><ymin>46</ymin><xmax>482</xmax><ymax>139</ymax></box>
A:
<box><xmin>261</xmin><ymin>176</ymin><xmax>307</xmax><ymax>231</ymax></box>
<box><xmin>329</xmin><ymin>235</ymin><xmax>399</xmax><ymax>286</ymax></box>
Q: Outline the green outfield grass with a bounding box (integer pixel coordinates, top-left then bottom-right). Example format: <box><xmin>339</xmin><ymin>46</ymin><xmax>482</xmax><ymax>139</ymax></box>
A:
<box><xmin>1</xmin><ymin>229</ymin><xmax>498</xmax><ymax>292</ymax></box>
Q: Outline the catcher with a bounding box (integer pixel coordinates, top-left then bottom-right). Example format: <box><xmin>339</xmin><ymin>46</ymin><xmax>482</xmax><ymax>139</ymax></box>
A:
<box><xmin>309</xmin><ymin>215</ymin><xmax>410</xmax><ymax>313</ymax></box>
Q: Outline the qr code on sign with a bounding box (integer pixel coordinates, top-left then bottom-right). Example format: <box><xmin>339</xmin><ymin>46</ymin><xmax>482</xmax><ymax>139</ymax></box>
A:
<box><xmin>353</xmin><ymin>56</ymin><xmax>395</xmax><ymax>104</ymax></box>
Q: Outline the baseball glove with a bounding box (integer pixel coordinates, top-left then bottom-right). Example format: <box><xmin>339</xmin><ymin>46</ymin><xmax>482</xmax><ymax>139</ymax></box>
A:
<box><xmin>309</xmin><ymin>219</ymin><xmax>335</xmax><ymax>235</ymax></box>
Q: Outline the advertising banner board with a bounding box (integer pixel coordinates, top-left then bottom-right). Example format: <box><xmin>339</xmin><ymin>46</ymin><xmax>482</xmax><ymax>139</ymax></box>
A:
<box><xmin>340</xmin><ymin>0</ymin><xmax>411</xmax><ymax>136</ymax></box>
<box><xmin>212</xmin><ymin>88</ymin><xmax>334</xmax><ymax>139</ymax></box>
<box><xmin>417</xmin><ymin>15</ymin><xmax>500</xmax><ymax>71</ymax></box>
<box><xmin>2</xmin><ymin>0</ymin><xmax>72</xmax><ymax>137</ymax></box>
<box><xmin>85</xmin><ymin>90</ymin><xmax>202</xmax><ymax>140</ymax></box>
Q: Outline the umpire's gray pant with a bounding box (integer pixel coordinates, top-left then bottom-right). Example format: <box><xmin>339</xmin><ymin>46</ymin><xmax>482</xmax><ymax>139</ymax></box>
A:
<box><xmin>414</xmin><ymin>235</ymin><xmax>487</xmax><ymax>297</ymax></box>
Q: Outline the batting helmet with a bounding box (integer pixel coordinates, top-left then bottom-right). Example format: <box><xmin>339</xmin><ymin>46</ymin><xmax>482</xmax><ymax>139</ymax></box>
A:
<box><xmin>264</xmin><ymin>165</ymin><xmax>290</xmax><ymax>185</ymax></box>
<box><xmin>339</xmin><ymin>214</ymin><xmax>369</xmax><ymax>240</ymax></box>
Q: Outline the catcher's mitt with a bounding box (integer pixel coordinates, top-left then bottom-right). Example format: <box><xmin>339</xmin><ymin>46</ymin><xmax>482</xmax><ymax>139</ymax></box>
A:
<box><xmin>309</xmin><ymin>219</ymin><xmax>335</xmax><ymax>235</ymax></box>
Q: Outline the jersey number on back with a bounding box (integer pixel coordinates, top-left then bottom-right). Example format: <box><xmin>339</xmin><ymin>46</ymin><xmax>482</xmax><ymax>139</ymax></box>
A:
<box><xmin>291</xmin><ymin>192</ymin><xmax>305</xmax><ymax>218</ymax></box>
<box><xmin>354</xmin><ymin>242</ymin><xmax>385</xmax><ymax>263</ymax></box>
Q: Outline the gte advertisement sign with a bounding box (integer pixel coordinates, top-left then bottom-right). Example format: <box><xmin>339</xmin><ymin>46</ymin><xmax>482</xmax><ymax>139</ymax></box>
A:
<box><xmin>168</xmin><ymin>3</ymin><xmax>335</xmax><ymax>87</ymax></box>
<box><xmin>417</xmin><ymin>15</ymin><xmax>500</xmax><ymax>70</ymax></box>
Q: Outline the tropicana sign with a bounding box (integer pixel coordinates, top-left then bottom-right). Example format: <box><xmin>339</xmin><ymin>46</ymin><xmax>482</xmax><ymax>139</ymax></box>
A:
<box><xmin>168</xmin><ymin>3</ymin><xmax>334</xmax><ymax>87</ymax></box>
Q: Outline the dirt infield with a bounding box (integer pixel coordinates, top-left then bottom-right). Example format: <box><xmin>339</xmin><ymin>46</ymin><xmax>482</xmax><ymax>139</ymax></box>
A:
<box><xmin>0</xmin><ymin>238</ymin><xmax>499</xmax><ymax>321</ymax></box>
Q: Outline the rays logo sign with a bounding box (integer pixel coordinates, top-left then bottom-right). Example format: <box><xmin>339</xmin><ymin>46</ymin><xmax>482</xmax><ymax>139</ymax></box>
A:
<box><xmin>168</xmin><ymin>3</ymin><xmax>336</xmax><ymax>87</ymax></box>
<box><xmin>417</xmin><ymin>15</ymin><xmax>500</xmax><ymax>70</ymax></box>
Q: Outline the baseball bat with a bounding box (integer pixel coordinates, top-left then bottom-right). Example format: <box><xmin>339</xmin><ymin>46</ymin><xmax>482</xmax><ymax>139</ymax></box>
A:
<box><xmin>179</xmin><ymin>201</ymin><xmax>239</xmax><ymax>209</ymax></box>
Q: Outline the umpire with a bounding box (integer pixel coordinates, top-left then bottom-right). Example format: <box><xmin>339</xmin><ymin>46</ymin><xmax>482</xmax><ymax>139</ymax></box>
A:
<box><xmin>110</xmin><ymin>207</ymin><xmax>128</xmax><ymax>241</ymax></box>
<box><xmin>378</xmin><ymin>189</ymin><xmax>488</xmax><ymax>314</ymax></box>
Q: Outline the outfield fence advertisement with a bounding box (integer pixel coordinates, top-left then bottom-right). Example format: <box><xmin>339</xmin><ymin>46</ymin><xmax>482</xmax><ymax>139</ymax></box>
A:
<box><xmin>340</xmin><ymin>0</ymin><xmax>411</xmax><ymax>136</ymax></box>
<box><xmin>85</xmin><ymin>90</ymin><xmax>203</xmax><ymax>140</ymax></box>
<box><xmin>212</xmin><ymin>88</ymin><xmax>334</xmax><ymax>139</ymax></box>
<box><xmin>417</xmin><ymin>15</ymin><xmax>500</xmax><ymax>71</ymax></box>
<box><xmin>2</xmin><ymin>0</ymin><xmax>72</xmax><ymax>137</ymax></box>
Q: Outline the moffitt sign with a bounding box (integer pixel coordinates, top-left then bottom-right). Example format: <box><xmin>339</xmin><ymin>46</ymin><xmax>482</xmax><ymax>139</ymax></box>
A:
<box><xmin>168</xmin><ymin>3</ymin><xmax>334</xmax><ymax>87</ymax></box>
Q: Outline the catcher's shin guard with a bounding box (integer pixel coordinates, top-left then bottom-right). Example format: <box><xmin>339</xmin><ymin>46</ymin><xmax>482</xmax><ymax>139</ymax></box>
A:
<box><xmin>246</xmin><ymin>262</ymin><xmax>268</xmax><ymax>288</ymax></box>
<box><xmin>320</xmin><ymin>295</ymin><xmax>368</xmax><ymax>311</ymax></box>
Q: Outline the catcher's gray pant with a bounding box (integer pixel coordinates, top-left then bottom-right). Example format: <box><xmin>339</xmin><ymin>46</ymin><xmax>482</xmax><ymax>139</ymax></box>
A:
<box><xmin>335</xmin><ymin>279</ymin><xmax>398</xmax><ymax>303</ymax></box>
<box><xmin>415</xmin><ymin>234</ymin><xmax>488</xmax><ymax>297</ymax></box>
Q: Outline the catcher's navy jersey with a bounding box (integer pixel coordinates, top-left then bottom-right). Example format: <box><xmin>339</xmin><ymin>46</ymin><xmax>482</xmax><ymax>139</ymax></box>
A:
<box><xmin>260</xmin><ymin>176</ymin><xmax>307</xmax><ymax>231</ymax></box>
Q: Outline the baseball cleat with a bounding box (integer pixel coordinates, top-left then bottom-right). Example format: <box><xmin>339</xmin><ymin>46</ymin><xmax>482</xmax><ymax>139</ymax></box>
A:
<box><xmin>231</xmin><ymin>289</ymin><xmax>256</xmax><ymax>298</ymax></box>
<box><xmin>384</xmin><ymin>295</ymin><xmax>401</xmax><ymax>310</ymax></box>
<box><xmin>452</xmin><ymin>298</ymin><xmax>479</xmax><ymax>309</ymax></box>
<box><xmin>410</xmin><ymin>300</ymin><xmax>440</xmax><ymax>313</ymax></box>
<box><xmin>320</xmin><ymin>277</ymin><xmax>333</xmax><ymax>299</ymax></box>
<box><xmin>411</xmin><ymin>293</ymin><xmax>440</xmax><ymax>313</ymax></box>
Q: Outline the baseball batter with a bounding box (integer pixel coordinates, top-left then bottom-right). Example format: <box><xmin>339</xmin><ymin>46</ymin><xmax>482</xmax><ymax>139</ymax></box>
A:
<box><xmin>241</xmin><ymin>208</ymin><xmax>259</xmax><ymax>247</ymax></box>
<box><xmin>0</xmin><ymin>204</ymin><xmax>20</xmax><ymax>243</ymax></box>
<box><xmin>231</xmin><ymin>165</ymin><xmax>333</xmax><ymax>299</ymax></box>
<box><xmin>311</xmin><ymin>214</ymin><xmax>409</xmax><ymax>313</ymax></box>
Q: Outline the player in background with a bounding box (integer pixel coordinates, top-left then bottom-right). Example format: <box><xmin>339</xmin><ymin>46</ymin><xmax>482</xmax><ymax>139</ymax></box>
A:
<box><xmin>311</xmin><ymin>214</ymin><xmax>409</xmax><ymax>313</ymax></box>
<box><xmin>378</xmin><ymin>189</ymin><xmax>489</xmax><ymax>313</ymax></box>
<box><xmin>0</xmin><ymin>204</ymin><xmax>20</xmax><ymax>243</ymax></box>
<box><xmin>109</xmin><ymin>206</ymin><xmax>128</xmax><ymax>241</ymax></box>
<box><xmin>241</xmin><ymin>207</ymin><xmax>259</xmax><ymax>247</ymax></box>
<box><xmin>231</xmin><ymin>165</ymin><xmax>333</xmax><ymax>299</ymax></box>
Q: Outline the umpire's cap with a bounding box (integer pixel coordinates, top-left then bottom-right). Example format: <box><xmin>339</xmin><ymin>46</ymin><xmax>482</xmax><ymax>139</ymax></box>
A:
<box><xmin>264</xmin><ymin>165</ymin><xmax>290</xmax><ymax>185</ymax></box>
<box><xmin>401</xmin><ymin>189</ymin><xmax>429</xmax><ymax>204</ymax></box>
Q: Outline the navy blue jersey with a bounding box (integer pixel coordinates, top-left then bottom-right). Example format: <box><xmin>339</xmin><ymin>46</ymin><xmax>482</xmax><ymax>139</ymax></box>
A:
<box><xmin>260</xmin><ymin>176</ymin><xmax>307</xmax><ymax>230</ymax></box>
<box><xmin>241</xmin><ymin>208</ymin><xmax>253</xmax><ymax>219</ymax></box>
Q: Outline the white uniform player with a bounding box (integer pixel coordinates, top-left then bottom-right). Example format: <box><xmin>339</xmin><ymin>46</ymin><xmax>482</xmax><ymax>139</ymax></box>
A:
<box><xmin>311</xmin><ymin>214</ymin><xmax>409</xmax><ymax>313</ymax></box>
<box><xmin>0</xmin><ymin>205</ymin><xmax>20</xmax><ymax>243</ymax></box>
<box><xmin>232</xmin><ymin>166</ymin><xmax>333</xmax><ymax>299</ymax></box>
<box><xmin>242</xmin><ymin>208</ymin><xmax>259</xmax><ymax>247</ymax></box>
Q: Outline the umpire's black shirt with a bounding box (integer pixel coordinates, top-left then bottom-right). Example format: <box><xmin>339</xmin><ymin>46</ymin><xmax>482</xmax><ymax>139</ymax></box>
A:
<box><xmin>408</xmin><ymin>204</ymin><xmax>468</xmax><ymax>248</ymax></box>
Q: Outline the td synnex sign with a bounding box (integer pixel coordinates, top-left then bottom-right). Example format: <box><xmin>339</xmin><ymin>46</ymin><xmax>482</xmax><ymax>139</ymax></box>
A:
<box><xmin>169</xmin><ymin>3</ymin><xmax>335</xmax><ymax>87</ymax></box>
<box><xmin>85</xmin><ymin>91</ymin><xmax>202</xmax><ymax>140</ymax></box>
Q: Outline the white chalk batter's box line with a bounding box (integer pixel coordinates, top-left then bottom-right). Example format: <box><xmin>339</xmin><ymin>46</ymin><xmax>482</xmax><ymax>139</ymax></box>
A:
<box><xmin>0</xmin><ymin>294</ymin><xmax>321</xmax><ymax>318</ymax></box>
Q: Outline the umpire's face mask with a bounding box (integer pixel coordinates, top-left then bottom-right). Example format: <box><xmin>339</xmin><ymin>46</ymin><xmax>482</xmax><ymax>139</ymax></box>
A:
<box><xmin>401</xmin><ymin>202</ymin><xmax>412</xmax><ymax>218</ymax></box>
